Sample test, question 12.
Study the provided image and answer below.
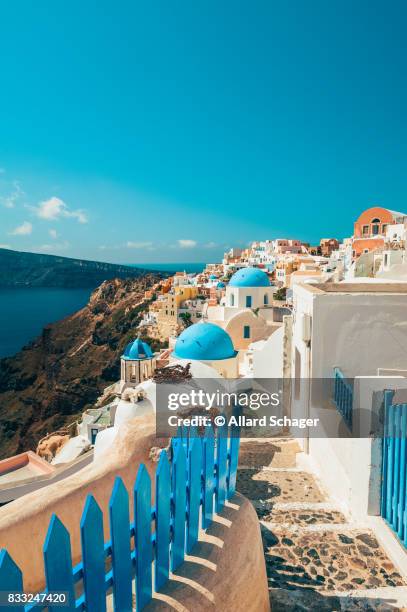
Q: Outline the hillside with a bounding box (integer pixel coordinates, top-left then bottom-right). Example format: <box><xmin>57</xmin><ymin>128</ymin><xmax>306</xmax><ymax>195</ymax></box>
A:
<box><xmin>0</xmin><ymin>248</ymin><xmax>152</xmax><ymax>288</ymax></box>
<box><xmin>0</xmin><ymin>275</ymin><xmax>162</xmax><ymax>458</ymax></box>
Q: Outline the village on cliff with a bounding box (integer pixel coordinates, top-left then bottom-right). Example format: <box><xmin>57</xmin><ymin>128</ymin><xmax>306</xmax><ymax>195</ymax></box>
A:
<box><xmin>2</xmin><ymin>204</ymin><xmax>407</xmax><ymax>609</ymax></box>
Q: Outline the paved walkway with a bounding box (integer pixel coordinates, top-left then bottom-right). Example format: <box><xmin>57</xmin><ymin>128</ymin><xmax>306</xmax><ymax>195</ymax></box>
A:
<box><xmin>237</xmin><ymin>440</ymin><xmax>407</xmax><ymax>611</ymax></box>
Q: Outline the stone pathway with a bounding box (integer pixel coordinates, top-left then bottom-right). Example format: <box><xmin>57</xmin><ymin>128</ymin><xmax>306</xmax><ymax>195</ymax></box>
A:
<box><xmin>237</xmin><ymin>440</ymin><xmax>407</xmax><ymax>611</ymax></box>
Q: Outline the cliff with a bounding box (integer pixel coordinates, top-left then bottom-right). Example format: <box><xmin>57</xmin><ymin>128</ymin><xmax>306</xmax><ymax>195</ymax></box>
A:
<box><xmin>0</xmin><ymin>248</ymin><xmax>152</xmax><ymax>288</ymax></box>
<box><xmin>0</xmin><ymin>275</ymin><xmax>162</xmax><ymax>458</ymax></box>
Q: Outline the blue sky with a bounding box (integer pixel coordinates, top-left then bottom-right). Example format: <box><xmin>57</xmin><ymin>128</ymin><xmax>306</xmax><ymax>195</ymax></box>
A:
<box><xmin>0</xmin><ymin>0</ymin><xmax>407</xmax><ymax>263</ymax></box>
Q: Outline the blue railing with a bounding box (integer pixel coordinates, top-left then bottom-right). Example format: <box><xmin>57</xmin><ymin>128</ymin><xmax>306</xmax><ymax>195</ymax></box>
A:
<box><xmin>333</xmin><ymin>367</ymin><xmax>353</xmax><ymax>429</ymax></box>
<box><xmin>381</xmin><ymin>390</ymin><xmax>407</xmax><ymax>549</ymax></box>
<box><xmin>0</xmin><ymin>424</ymin><xmax>240</xmax><ymax>611</ymax></box>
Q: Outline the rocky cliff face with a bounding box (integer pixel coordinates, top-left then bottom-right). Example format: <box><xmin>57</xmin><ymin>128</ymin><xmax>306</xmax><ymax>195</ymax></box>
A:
<box><xmin>0</xmin><ymin>275</ymin><xmax>160</xmax><ymax>459</ymax></box>
<box><xmin>0</xmin><ymin>248</ymin><xmax>153</xmax><ymax>288</ymax></box>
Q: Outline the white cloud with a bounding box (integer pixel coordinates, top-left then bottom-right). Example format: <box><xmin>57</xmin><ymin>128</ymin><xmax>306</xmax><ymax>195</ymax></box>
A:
<box><xmin>1</xmin><ymin>181</ymin><xmax>24</xmax><ymax>209</ymax></box>
<box><xmin>10</xmin><ymin>221</ymin><xmax>32</xmax><ymax>236</ymax></box>
<box><xmin>49</xmin><ymin>229</ymin><xmax>58</xmax><ymax>239</ymax></box>
<box><xmin>178</xmin><ymin>239</ymin><xmax>197</xmax><ymax>249</ymax></box>
<box><xmin>30</xmin><ymin>197</ymin><xmax>88</xmax><ymax>224</ymax></box>
<box><xmin>0</xmin><ymin>244</ymin><xmax>10</xmax><ymax>249</ymax></box>
<box><xmin>126</xmin><ymin>241</ymin><xmax>154</xmax><ymax>249</ymax></box>
<box><xmin>204</xmin><ymin>241</ymin><xmax>217</xmax><ymax>248</ymax></box>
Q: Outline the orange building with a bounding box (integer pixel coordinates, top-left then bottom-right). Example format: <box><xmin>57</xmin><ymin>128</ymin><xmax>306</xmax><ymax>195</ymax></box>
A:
<box><xmin>352</xmin><ymin>206</ymin><xmax>407</xmax><ymax>259</ymax></box>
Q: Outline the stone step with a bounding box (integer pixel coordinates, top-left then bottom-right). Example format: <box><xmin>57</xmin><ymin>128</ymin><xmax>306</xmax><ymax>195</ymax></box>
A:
<box><xmin>238</xmin><ymin>452</ymin><xmax>298</xmax><ymax>469</ymax></box>
<box><xmin>239</xmin><ymin>439</ymin><xmax>301</xmax><ymax>469</ymax></box>
<box><xmin>262</xmin><ymin>525</ymin><xmax>405</xmax><ymax>594</ymax></box>
<box><xmin>269</xmin><ymin>586</ymin><xmax>407</xmax><ymax>612</ymax></box>
<box><xmin>237</xmin><ymin>468</ymin><xmax>326</xmax><ymax>504</ymax></box>
<box><xmin>261</xmin><ymin>521</ymin><xmax>360</xmax><ymax>533</ymax></box>
<box><xmin>272</xmin><ymin>501</ymin><xmax>339</xmax><ymax>511</ymax></box>
<box><xmin>255</xmin><ymin>504</ymin><xmax>347</xmax><ymax>525</ymax></box>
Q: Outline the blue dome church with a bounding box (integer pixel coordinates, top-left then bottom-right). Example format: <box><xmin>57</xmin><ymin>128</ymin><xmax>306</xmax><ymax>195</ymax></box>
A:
<box><xmin>171</xmin><ymin>322</ymin><xmax>239</xmax><ymax>377</ymax></box>
<box><xmin>205</xmin><ymin>266</ymin><xmax>278</xmax><ymax>350</ymax></box>
<box><xmin>120</xmin><ymin>337</ymin><xmax>157</xmax><ymax>393</ymax></box>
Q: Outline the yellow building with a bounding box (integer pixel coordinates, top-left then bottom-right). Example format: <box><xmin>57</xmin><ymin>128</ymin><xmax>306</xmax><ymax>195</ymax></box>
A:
<box><xmin>155</xmin><ymin>285</ymin><xmax>199</xmax><ymax>340</ymax></box>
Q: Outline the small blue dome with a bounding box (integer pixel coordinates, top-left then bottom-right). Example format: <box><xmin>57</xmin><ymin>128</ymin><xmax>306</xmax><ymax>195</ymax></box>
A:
<box><xmin>209</xmin><ymin>274</ymin><xmax>217</xmax><ymax>279</ymax></box>
<box><xmin>122</xmin><ymin>338</ymin><xmax>153</xmax><ymax>360</ymax></box>
<box><xmin>229</xmin><ymin>267</ymin><xmax>270</xmax><ymax>288</ymax></box>
<box><xmin>217</xmin><ymin>281</ymin><xmax>225</xmax><ymax>288</ymax></box>
<box><xmin>174</xmin><ymin>322</ymin><xmax>237</xmax><ymax>361</ymax></box>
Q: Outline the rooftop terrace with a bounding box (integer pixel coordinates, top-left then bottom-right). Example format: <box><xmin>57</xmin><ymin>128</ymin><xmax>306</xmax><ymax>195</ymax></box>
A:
<box><xmin>300</xmin><ymin>282</ymin><xmax>407</xmax><ymax>294</ymax></box>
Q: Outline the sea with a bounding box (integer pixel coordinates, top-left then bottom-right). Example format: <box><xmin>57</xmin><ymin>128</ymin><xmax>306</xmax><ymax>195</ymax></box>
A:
<box><xmin>132</xmin><ymin>262</ymin><xmax>205</xmax><ymax>274</ymax></box>
<box><xmin>0</xmin><ymin>263</ymin><xmax>205</xmax><ymax>359</ymax></box>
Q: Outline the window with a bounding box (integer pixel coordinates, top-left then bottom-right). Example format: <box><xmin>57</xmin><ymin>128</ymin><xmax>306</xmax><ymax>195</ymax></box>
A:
<box><xmin>362</xmin><ymin>225</ymin><xmax>369</xmax><ymax>235</ymax></box>
<box><xmin>371</xmin><ymin>218</ymin><xmax>381</xmax><ymax>235</ymax></box>
<box><xmin>230</xmin><ymin>293</ymin><xmax>235</xmax><ymax>306</ymax></box>
<box><xmin>264</xmin><ymin>294</ymin><xmax>269</xmax><ymax>305</ymax></box>
<box><xmin>243</xmin><ymin>325</ymin><xmax>250</xmax><ymax>339</ymax></box>
<box><xmin>246</xmin><ymin>295</ymin><xmax>252</xmax><ymax>307</ymax></box>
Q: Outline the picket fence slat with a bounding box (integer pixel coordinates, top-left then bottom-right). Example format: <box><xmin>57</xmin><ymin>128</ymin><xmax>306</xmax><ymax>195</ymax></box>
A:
<box><xmin>134</xmin><ymin>465</ymin><xmax>152</xmax><ymax>611</ymax></box>
<box><xmin>0</xmin><ymin>423</ymin><xmax>240</xmax><ymax>611</ymax></box>
<box><xmin>155</xmin><ymin>451</ymin><xmax>171</xmax><ymax>591</ymax></box>
<box><xmin>0</xmin><ymin>549</ymin><xmax>24</xmax><ymax>612</ymax></box>
<box><xmin>228</xmin><ymin>432</ymin><xmax>240</xmax><ymax>499</ymax></box>
<box><xmin>386</xmin><ymin>405</ymin><xmax>395</xmax><ymax>524</ymax></box>
<box><xmin>43</xmin><ymin>515</ymin><xmax>76</xmax><ymax>612</ymax></box>
<box><xmin>171</xmin><ymin>443</ymin><xmax>187</xmax><ymax>571</ymax></box>
<box><xmin>109</xmin><ymin>477</ymin><xmax>133</xmax><ymax>612</ymax></box>
<box><xmin>393</xmin><ymin>406</ymin><xmax>402</xmax><ymax>531</ymax></box>
<box><xmin>203</xmin><ymin>426</ymin><xmax>215</xmax><ymax>529</ymax></box>
<box><xmin>216</xmin><ymin>425</ymin><xmax>228</xmax><ymax>512</ymax></box>
<box><xmin>80</xmin><ymin>495</ymin><xmax>106</xmax><ymax>612</ymax></box>
<box><xmin>187</xmin><ymin>437</ymin><xmax>202</xmax><ymax>554</ymax></box>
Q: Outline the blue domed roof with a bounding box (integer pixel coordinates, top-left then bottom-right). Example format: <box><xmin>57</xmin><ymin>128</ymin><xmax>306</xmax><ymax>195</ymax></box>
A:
<box><xmin>229</xmin><ymin>267</ymin><xmax>270</xmax><ymax>288</ymax></box>
<box><xmin>122</xmin><ymin>338</ymin><xmax>153</xmax><ymax>360</ymax></box>
<box><xmin>173</xmin><ymin>322</ymin><xmax>237</xmax><ymax>361</ymax></box>
<box><xmin>217</xmin><ymin>281</ymin><xmax>226</xmax><ymax>288</ymax></box>
<box><xmin>209</xmin><ymin>274</ymin><xmax>217</xmax><ymax>279</ymax></box>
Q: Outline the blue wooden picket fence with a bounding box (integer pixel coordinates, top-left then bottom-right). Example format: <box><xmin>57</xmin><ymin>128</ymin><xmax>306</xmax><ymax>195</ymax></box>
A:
<box><xmin>0</xmin><ymin>423</ymin><xmax>240</xmax><ymax>611</ymax></box>
<box><xmin>381</xmin><ymin>390</ymin><xmax>407</xmax><ymax>549</ymax></box>
<box><xmin>333</xmin><ymin>367</ymin><xmax>353</xmax><ymax>429</ymax></box>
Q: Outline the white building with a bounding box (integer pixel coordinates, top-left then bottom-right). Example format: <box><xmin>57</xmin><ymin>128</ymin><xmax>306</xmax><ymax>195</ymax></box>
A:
<box><xmin>284</xmin><ymin>281</ymin><xmax>407</xmax><ymax>525</ymax></box>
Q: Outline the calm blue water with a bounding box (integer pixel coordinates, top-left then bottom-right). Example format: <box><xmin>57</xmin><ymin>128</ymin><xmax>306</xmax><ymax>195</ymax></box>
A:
<box><xmin>0</xmin><ymin>263</ymin><xmax>206</xmax><ymax>359</ymax></box>
<box><xmin>129</xmin><ymin>262</ymin><xmax>206</xmax><ymax>274</ymax></box>
<box><xmin>0</xmin><ymin>288</ymin><xmax>92</xmax><ymax>358</ymax></box>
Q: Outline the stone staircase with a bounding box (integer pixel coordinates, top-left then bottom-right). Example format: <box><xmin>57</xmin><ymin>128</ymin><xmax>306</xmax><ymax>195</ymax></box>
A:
<box><xmin>236</xmin><ymin>440</ymin><xmax>407</xmax><ymax>611</ymax></box>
